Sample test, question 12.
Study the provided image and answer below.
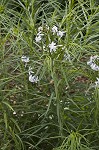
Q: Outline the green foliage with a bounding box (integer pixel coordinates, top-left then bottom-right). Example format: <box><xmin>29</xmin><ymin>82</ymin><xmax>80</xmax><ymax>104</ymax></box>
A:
<box><xmin>53</xmin><ymin>131</ymin><xmax>93</xmax><ymax>150</ymax></box>
<box><xmin>0</xmin><ymin>0</ymin><xmax>99</xmax><ymax>149</ymax></box>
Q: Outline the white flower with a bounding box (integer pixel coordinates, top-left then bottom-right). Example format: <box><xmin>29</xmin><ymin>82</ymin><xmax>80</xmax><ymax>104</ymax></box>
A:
<box><xmin>21</xmin><ymin>56</ymin><xmax>29</xmax><ymax>63</ymax></box>
<box><xmin>35</xmin><ymin>33</ymin><xmax>44</xmax><ymax>43</ymax></box>
<box><xmin>52</xmin><ymin>25</ymin><xmax>58</xmax><ymax>34</ymax></box>
<box><xmin>43</xmin><ymin>45</ymin><xmax>45</xmax><ymax>49</ymax></box>
<box><xmin>57</xmin><ymin>31</ymin><xmax>65</xmax><ymax>37</ymax></box>
<box><xmin>87</xmin><ymin>55</ymin><xmax>99</xmax><ymax>71</ymax></box>
<box><xmin>37</xmin><ymin>33</ymin><xmax>44</xmax><ymax>36</ymax></box>
<box><xmin>13</xmin><ymin>111</ymin><xmax>16</xmax><ymax>115</ymax></box>
<box><xmin>95</xmin><ymin>78</ymin><xmax>99</xmax><ymax>88</ymax></box>
<box><xmin>28</xmin><ymin>66</ymin><xmax>34</xmax><ymax>75</ymax></box>
<box><xmin>87</xmin><ymin>60</ymin><xmax>93</xmax><ymax>66</ymax></box>
<box><xmin>49</xmin><ymin>42</ymin><xmax>57</xmax><ymax>53</ymax></box>
<box><xmin>49</xmin><ymin>115</ymin><xmax>54</xmax><ymax>120</ymax></box>
<box><xmin>29</xmin><ymin>74</ymin><xmax>39</xmax><ymax>83</ymax></box>
<box><xmin>38</xmin><ymin>26</ymin><xmax>43</xmax><ymax>32</ymax></box>
<box><xmin>43</xmin><ymin>45</ymin><xmax>46</xmax><ymax>51</ymax></box>
<box><xmin>46</xmin><ymin>25</ymin><xmax>49</xmax><ymax>30</ymax></box>
<box><xmin>64</xmin><ymin>107</ymin><xmax>69</xmax><ymax>110</ymax></box>
<box><xmin>92</xmin><ymin>55</ymin><xmax>99</xmax><ymax>60</ymax></box>
<box><xmin>28</xmin><ymin>67</ymin><xmax>38</xmax><ymax>83</ymax></box>
<box><xmin>35</xmin><ymin>35</ymin><xmax>42</xmax><ymax>42</ymax></box>
<box><xmin>87</xmin><ymin>56</ymin><xmax>99</xmax><ymax>65</ymax></box>
<box><xmin>90</xmin><ymin>63</ymin><xmax>99</xmax><ymax>71</ymax></box>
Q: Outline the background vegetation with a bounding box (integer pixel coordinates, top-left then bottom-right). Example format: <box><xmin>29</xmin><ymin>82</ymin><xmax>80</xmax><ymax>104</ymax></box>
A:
<box><xmin>0</xmin><ymin>0</ymin><xmax>99</xmax><ymax>149</ymax></box>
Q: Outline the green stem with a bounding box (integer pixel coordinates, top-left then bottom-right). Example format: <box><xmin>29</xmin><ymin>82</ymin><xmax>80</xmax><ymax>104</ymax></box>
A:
<box><xmin>50</xmin><ymin>58</ymin><xmax>63</xmax><ymax>137</ymax></box>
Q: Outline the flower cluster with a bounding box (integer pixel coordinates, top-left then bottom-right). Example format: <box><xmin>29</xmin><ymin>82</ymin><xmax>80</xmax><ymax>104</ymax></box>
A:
<box><xmin>21</xmin><ymin>24</ymin><xmax>69</xmax><ymax>83</ymax></box>
<box><xmin>21</xmin><ymin>56</ymin><xmax>39</xmax><ymax>83</ymax></box>
<box><xmin>35</xmin><ymin>25</ymin><xmax>65</xmax><ymax>54</ymax></box>
<box><xmin>52</xmin><ymin>25</ymin><xmax>65</xmax><ymax>37</ymax></box>
<box><xmin>87</xmin><ymin>55</ymin><xmax>99</xmax><ymax>88</ymax></box>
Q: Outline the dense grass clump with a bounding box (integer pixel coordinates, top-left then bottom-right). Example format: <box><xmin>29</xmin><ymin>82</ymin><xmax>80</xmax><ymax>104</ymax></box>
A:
<box><xmin>0</xmin><ymin>0</ymin><xmax>99</xmax><ymax>149</ymax></box>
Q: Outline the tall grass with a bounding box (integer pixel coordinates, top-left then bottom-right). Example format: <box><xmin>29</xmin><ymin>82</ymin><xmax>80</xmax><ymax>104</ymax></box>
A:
<box><xmin>0</xmin><ymin>0</ymin><xmax>99</xmax><ymax>149</ymax></box>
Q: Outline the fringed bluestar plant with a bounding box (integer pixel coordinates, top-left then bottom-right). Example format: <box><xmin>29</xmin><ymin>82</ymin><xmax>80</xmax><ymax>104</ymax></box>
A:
<box><xmin>21</xmin><ymin>24</ymin><xmax>69</xmax><ymax>84</ymax></box>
